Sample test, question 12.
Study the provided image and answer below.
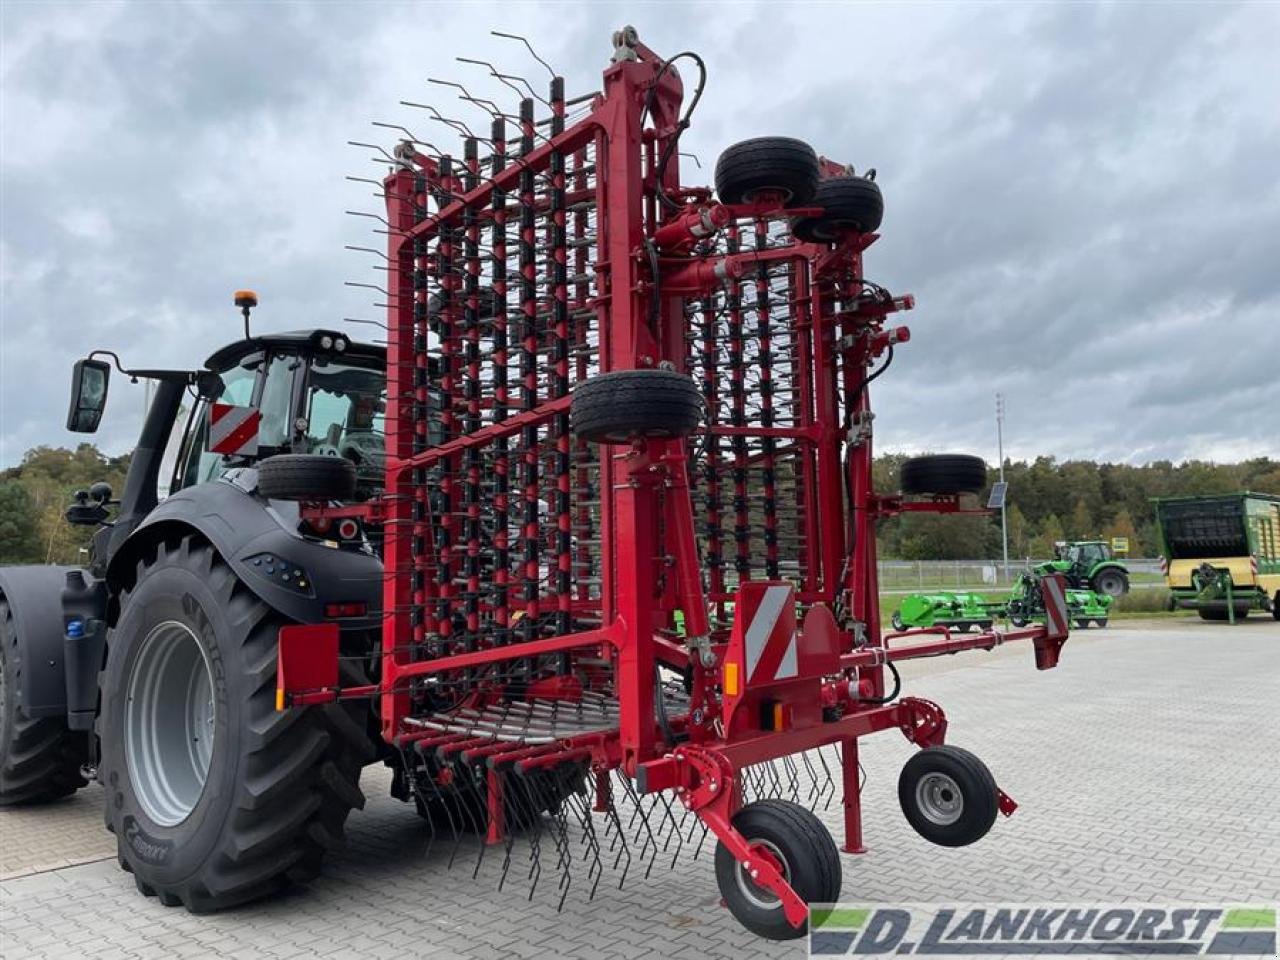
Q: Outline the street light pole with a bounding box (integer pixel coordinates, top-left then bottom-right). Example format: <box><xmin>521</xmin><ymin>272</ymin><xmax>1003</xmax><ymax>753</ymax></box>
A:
<box><xmin>996</xmin><ymin>393</ymin><xmax>1009</xmax><ymax>582</ymax></box>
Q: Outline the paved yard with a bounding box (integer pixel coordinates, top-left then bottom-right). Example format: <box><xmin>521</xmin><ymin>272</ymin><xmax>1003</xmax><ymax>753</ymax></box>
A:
<box><xmin>1</xmin><ymin>618</ymin><xmax>1276</xmax><ymax>959</ymax></box>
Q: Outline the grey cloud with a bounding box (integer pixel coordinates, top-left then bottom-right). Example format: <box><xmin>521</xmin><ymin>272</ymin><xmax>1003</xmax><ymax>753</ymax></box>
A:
<box><xmin>2</xmin><ymin>1</ymin><xmax>1277</xmax><ymax>470</ymax></box>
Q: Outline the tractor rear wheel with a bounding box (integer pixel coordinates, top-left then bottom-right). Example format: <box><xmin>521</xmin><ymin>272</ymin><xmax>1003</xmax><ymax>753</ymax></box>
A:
<box><xmin>98</xmin><ymin>536</ymin><xmax>371</xmax><ymax>910</ymax></box>
<box><xmin>900</xmin><ymin>454</ymin><xmax>987</xmax><ymax>496</ymax></box>
<box><xmin>0</xmin><ymin>602</ymin><xmax>89</xmax><ymax>805</ymax></box>
<box><xmin>792</xmin><ymin>175</ymin><xmax>884</xmax><ymax>242</ymax></box>
<box><xmin>571</xmin><ymin>369</ymin><xmax>703</xmax><ymax>444</ymax></box>
<box><xmin>714</xmin><ymin>798</ymin><xmax>841</xmax><ymax>940</ymax></box>
<box><xmin>898</xmin><ymin>745</ymin><xmax>998</xmax><ymax>848</ymax></box>
<box><xmin>1090</xmin><ymin>568</ymin><xmax>1129</xmax><ymax>597</ymax></box>
<box><xmin>715</xmin><ymin>137</ymin><xmax>820</xmax><ymax>207</ymax></box>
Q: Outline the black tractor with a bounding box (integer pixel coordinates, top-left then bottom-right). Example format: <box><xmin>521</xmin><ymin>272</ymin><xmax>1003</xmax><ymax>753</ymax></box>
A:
<box><xmin>0</xmin><ymin>293</ymin><xmax>389</xmax><ymax>909</ymax></box>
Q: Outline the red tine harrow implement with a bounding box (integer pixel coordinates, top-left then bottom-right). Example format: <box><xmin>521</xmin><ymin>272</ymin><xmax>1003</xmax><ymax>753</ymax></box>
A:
<box><xmin>288</xmin><ymin>26</ymin><xmax>1073</xmax><ymax>939</ymax></box>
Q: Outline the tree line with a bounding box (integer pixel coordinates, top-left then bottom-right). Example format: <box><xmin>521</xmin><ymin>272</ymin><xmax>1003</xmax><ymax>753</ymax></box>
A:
<box><xmin>2</xmin><ymin>444</ymin><xmax>1277</xmax><ymax>565</ymax></box>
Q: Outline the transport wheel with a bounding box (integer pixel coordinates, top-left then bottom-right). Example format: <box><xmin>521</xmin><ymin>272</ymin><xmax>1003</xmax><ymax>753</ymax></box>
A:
<box><xmin>1074</xmin><ymin>619</ymin><xmax>1090</xmax><ymax>630</ymax></box>
<box><xmin>898</xmin><ymin>745</ymin><xmax>998</xmax><ymax>848</ymax></box>
<box><xmin>792</xmin><ymin>175</ymin><xmax>884</xmax><ymax>242</ymax></box>
<box><xmin>1090</xmin><ymin>569</ymin><xmax>1129</xmax><ymax>597</ymax></box>
<box><xmin>1197</xmin><ymin>607</ymin><xmax>1248</xmax><ymax>621</ymax></box>
<box><xmin>977</xmin><ymin>620</ymin><xmax>993</xmax><ymax>632</ymax></box>
<box><xmin>98</xmin><ymin>535</ymin><xmax>371</xmax><ymax>910</ymax></box>
<box><xmin>899</xmin><ymin>454</ymin><xmax>987</xmax><ymax>496</ymax></box>
<box><xmin>714</xmin><ymin>799</ymin><xmax>841</xmax><ymax>940</ymax></box>
<box><xmin>890</xmin><ymin>611</ymin><xmax>905</xmax><ymax>631</ymax></box>
<box><xmin>715</xmin><ymin>137</ymin><xmax>820</xmax><ymax>207</ymax></box>
<box><xmin>1009</xmin><ymin>615</ymin><xmax>1029</xmax><ymax>627</ymax></box>
<box><xmin>1095</xmin><ymin>619</ymin><xmax>1109</xmax><ymax>628</ymax></box>
<box><xmin>0</xmin><ymin>601</ymin><xmax>88</xmax><ymax>805</ymax></box>
<box><xmin>257</xmin><ymin>454</ymin><xmax>356</xmax><ymax>501</ymax></box>
<box><xmin>571</xmin><ymin>369</ymin><xmax>703</xmax><ymax>443</ymax></box>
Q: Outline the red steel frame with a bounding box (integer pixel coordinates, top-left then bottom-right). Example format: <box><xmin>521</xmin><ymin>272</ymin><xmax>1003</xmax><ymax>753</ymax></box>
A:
<box><xmin>291</xmin><ymin>34</ymin><xmax>1071</xmax><ymax>931</ymax></box>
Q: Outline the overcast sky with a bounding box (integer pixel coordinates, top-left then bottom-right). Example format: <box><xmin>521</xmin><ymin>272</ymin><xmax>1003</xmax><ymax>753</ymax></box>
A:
<box><xmin>2</xmin><ymin>1</ymin><xmax>1277</xmax><ymax>470</ymax></box>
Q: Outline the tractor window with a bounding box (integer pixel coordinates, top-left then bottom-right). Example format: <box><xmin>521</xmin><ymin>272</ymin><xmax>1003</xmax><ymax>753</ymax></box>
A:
<box><xmin>173</xmin><ymin>359</ymin><xmax>261</xmax><ymax>491</ymax></box>
<box><xmin>302</xmin><ymin>358</ymin><xmax>386</xmax><ymax>493</ymax></box>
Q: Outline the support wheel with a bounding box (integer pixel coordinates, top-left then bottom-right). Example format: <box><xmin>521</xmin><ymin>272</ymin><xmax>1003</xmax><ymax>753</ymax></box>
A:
<box><xmin>900</xmin><ymin>454</ymin><xmax>987</xmax><ymax>496</ymax></box>
<box><xmin>1094</xmin><ymin>619</ymin><xmax>1109</xmax><ymax>628</ymax></box>
<box><xmin>257</xmin><ymin>454</ymin><xmax>356</xmax><ymax>501</ymax></box>
<box><xmin>571</xmin><ymin>369</ymin><xmax>703</xmax><ymax>443</ymax></box>
<box><xmin>792</xmin><ymin>175</ymin><xmax>884</xmax><ymax>242</ymax></box>
<box><xmin>715</xmin><ymin>137</ymin><xmax>820</xmax><ymax>207</ymax></box>
<box><xmin>98</xmin><ymin>536</ymin><xmax>372</xmax><ymax>910</ymax></box>
<box><xmin>714</xmin><ymin>799</ymin><xmax>841</xmax><ymax>940</ymax></box>
<box><xmin>890</xmin><ymin>611</ymin><xmax>904</xmax><ymax>631</ymax></box>
<box><xmin>0</xmin><ymin>602</ymin><xmax>88</xmax><ymax>804</ymax></box>
<box><xmin>898</xmin><ymin>745</ymin><xmax>998</xmax><ymax>848</ymax></box>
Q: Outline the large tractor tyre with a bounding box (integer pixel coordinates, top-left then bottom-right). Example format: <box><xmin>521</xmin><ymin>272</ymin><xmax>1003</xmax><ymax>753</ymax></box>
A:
<box><xmin>715</xmin><ymin>137</ymin><xmax>820</xmax><ymax>207</ymax></box>
<box><xmin>1090</xmin><ymin>568</ymin><xmax>1129</xmax><ymax>598</ymax></box>
<box><xmin>714</xmin><ymin>798</ymin><xmax>841</xmax><ymax>940</ymax></box>
<box><xmin>898</xmin><ymin>744</ymin><xmax>998</xmax><ymax>848</ymax></box>
<box><xmin>98</xmin><ymin>536</ymin><xmax>372</xmax><ymax>910</ymax></box>
<box><xmin>257</xmin><ymin>454</ymin><xmax>356</xmax><ymax>502</ymax></box>
<box><xmin>571</xmin><ymin>369</ymin><xmax>703</xmax><ymax>444</ymax></box>
<box><xmin>792</xmin><ymin>175</ymin><xmax>884</xmax><ymax>242</ymax></box>
<box><xmin>900</xmin><ymin>454</ymin><xmax>987</xmax><ymax>496</ymax></box>
<box><xmin>1273</xmin><ymin>593</ymin><xmax>1280</xmax><ymax>621</ymax></box>
<box><xmin>0</xmin><ymin>602</ymin><xmax>89</xmax><ymax>805</ymax></box>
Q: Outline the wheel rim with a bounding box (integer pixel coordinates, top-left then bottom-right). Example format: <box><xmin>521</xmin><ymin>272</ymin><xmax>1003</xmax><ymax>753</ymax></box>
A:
<box><xmin>915</xmin><ymin>771</ymin><xmax>964</xmax><ymax>825</ymax></box>
<box><xmin>736</xmin><ymin>839</ymin><xmax>790</xmax><ymax>911</ymax></box>
<box><xmin>125</xmin><ymin>621</ymin><xmax>216</xmax><ymax>826</ymax></box>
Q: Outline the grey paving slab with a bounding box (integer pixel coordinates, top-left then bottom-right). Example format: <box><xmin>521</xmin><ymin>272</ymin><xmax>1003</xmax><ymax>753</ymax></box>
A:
<box><xmin>0</xmin><ymin>618</ymin><xmax>1276</xmax><ymax>960</ymax></box>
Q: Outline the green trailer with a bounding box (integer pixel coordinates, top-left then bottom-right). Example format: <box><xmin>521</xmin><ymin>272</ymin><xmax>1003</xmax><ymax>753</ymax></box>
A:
<box><xmin>1153</xmin><ymin>492</ymin><xmax>1280</xmax><ymax>621</ymax></box>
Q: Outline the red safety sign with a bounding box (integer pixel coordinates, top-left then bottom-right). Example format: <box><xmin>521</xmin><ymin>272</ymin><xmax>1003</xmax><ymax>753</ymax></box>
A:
<box><xmin>208</xmin><ymin>402</ymin><xmax>261</xmax><ymax>456</ymax></box>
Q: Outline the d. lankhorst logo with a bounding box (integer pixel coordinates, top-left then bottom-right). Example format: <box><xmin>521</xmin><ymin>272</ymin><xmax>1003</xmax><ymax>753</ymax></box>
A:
<box><xmin>810</xmin><ymin>904</ymin><xmax>1277</xmax><ymax>957</ymax></box>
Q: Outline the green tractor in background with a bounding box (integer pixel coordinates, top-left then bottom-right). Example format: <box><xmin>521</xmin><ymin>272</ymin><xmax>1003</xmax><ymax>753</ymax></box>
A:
<box><xmin>1037</xmin><ymin>540</ymin><xmax>1130</xmax><ymax>598</ymax></box>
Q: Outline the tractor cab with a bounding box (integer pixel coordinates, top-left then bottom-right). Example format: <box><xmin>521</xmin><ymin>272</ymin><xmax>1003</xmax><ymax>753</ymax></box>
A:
<box><xmin>1055</xmin><ymin>539</ymin><xmax>1113</xmax><ymax>572</ymax></box>
<box><xmin>172</xmin><ymin>330</ymin><xmax>387</xmax><ymax>498</ymax></box>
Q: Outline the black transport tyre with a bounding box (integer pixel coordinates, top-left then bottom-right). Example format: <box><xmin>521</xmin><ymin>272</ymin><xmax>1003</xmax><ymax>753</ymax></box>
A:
<box><xmin>571</xmin><ymin>369</ymin><xmax>703</xmax><ymax>443</ymax></box>
<box><xmin>978</xmin><ymin>620</ymin><xmax>994</xmax><ymax>632</ymax></box>
<box><xmin>1090</xmin><ymin>568</ymin><xmax>1129</xmax><ymax>597</ymax></box>
<box><xmin>1010</xmin><ymin>615</ymin><xmax>1029</xmax><ymax>627</ymax></box>
<box><xmin>0</xmin><ymin>602</ymin><xmax>88</xmax><ymax>805</ymax></box>
<box><xmin>792</xmin><ymin>175</ymin><xmax>884</xmax><ymax>242</ymax></box>
<box><xmin>1074</xmin><ymin>619</ymin><xmax>1090</xmax><ymax>630</ymax></box>
<box><xmin>1095</xmin><ymin>619</ymin><xmax>1109</xmax><ymax>628</ymax></box>
<box><xmin>1197</xmin><ymin>606</ymin><xmax>1248</xmax><ymax>621</ymax></box>
<box><xmin>98</xmin><ymin>536</ymin><xmax>372</xmax><ymax>910</ymax></box>
<box><xmin>890</xmin><ymin>611</ymin><xmax>905</xmax><ymax>631</ymax></box>
<box><xmin>714</xmin><ymin>799</ymin><xmax>841</xmax><ymax>940</ymax></box>
<box><xmin>898</xmin><ymin>745</ymin><xmax>998</xmax><ymax>848</ymax></box>
<box><xmin>715</xmin><ymin>137</ymin><xmax>820</xmax><ymax>207</ymax></box>
<box><xmin>900</xmin><ymin>454</ymin><xmax>987</xmax><ymax>496</ymax></box>
<box><xmin>257</xmin><ymin>454</ymin><xmax>356</xmax><ymax>502</ymax></box>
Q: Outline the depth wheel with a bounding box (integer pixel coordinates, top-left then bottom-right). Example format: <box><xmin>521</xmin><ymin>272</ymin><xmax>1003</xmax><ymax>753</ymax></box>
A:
<box><xmin>0</xmin><ymin>601</ymin><xmax>88</xmax><ymax>804</ymax></box>
<box><xmin>898</xmin><ymin>745</ymin><xmax>998</xmax><ymax>848</ymax></box>
<box><xmin>714</xmin><ymin>799</ymin><xmax>841</xmax><ymax>940</ymax></box>
<box><xmin>99</xmin><ymin>535</ymin><xmax>372</xmax><ymax>910</ymax></box>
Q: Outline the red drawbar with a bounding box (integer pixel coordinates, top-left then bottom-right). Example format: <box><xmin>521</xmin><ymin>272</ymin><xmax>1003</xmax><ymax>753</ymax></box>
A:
<box><xmin>276</xmin><ymin>623</ymin><xmax>339</xmax><ymax>710</ymax></box>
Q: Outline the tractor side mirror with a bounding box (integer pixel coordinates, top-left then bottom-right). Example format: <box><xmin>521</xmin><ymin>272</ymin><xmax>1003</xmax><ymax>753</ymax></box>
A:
<box><xmin>67</xmin><ymin>358</ymin><xmax>111</xmax><ymax>433</ymax></box>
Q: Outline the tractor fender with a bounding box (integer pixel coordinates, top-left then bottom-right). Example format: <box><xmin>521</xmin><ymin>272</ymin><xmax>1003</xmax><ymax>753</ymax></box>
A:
<box><xmin>0</xmin><ymin>565</ymin><xmax>83</xmax><ymax>719</ymax></box>
<box><xmin>105</xmin><ymin>472</ymin><xmax>382</xmax><ymax>633</ymax></box>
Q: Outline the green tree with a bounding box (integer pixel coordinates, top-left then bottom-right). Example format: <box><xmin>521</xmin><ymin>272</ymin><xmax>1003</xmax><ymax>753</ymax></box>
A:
<box><xmin>0</xmin><ymin>481</ymin><xmax>41</xmax><ymax>564</ymax></box>
<box><xmin>1028</xmin><ymin>513</ymin><xmax>1065</xmax><ymax>558</ymax></box>
<box><xmin>1103</xmin><ymin>508</ymin><xmax>1141</xmax><ymax>556</ymax></box>
<box><xmin>1068</xmin><ymin>499</ymin><xmax>1093</xmax><ymax>540</ymax></box>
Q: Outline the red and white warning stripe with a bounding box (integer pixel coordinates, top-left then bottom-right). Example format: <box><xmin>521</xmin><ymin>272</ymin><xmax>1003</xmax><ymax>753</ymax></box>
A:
<box><xmin>209</xmin><ymin>402</ymin><xmax>261</xmax><ymax>456</ymax></box>
<box><xmin>1159</xmin><ymin>556</ymin><xmax>1168</xmax><ymax>576</ymax></box>
<box><xmin>1040</xmin><ymin>574</ymin><xmax>1070</xmax><ymax>639</ymax></box>
<box><xmin>1250</xmin><ymin>555</ymin><xmax>1258</xmax><ymax>577</ymax></box>
<box><xmin>742</xmin><ymin>584</ymin><xmax>798</xmax><ymax>684</ymax></box>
